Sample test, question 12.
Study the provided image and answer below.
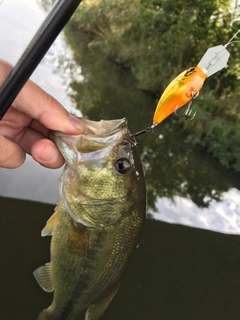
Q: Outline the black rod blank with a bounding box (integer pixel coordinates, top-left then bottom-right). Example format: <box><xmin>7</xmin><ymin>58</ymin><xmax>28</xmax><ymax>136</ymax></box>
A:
<box><xmin>0</xmin><ymin>0</ymin><xmax>82</xmax><ymax>119</ymax></box>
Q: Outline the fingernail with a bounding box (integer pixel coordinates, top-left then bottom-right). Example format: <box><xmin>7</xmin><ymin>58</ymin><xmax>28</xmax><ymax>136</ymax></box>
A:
<box><xmin>69</xmin><ymin>115</ymin><xmax>86</xmax><ymax>132</ymax></box>
<box><xmin>38</xmin><ymin>143</ymin><xmax>59</xmax><ymax>163</ymax></box>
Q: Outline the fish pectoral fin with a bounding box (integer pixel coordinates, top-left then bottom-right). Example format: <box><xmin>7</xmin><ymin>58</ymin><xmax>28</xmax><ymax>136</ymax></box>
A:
<box><xmin>41</xmin><ymin>207</ymin><xmax>59</xmax><ymax>237</ymax></box>
<box><xmin>85</xmin><ymin>285</ymin><xmax>120</xmax><ymax>320</ymax></box>
<box><xmin>33</xmin><ymin>262</ymin><xmax>54</xmax><ymax>293</ymax></box>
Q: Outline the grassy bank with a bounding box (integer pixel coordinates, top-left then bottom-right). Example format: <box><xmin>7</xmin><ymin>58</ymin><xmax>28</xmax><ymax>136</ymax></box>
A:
<box><xmin>65</xmin><ymin>0</ymin><xmax>240</xmax><ymax>171</ymax></box>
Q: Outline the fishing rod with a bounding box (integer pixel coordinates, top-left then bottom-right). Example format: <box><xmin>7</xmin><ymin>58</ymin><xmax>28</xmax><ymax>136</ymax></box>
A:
<box><xmin>0</xmin><ymin>0</ymin><xmax>83</xmax><ymax>120</ymax></box>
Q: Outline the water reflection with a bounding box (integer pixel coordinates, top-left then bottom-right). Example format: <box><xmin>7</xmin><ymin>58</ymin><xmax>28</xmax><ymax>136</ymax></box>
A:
<box><xmin>151</xmin><ymin>188</ymin><xmax>240</xmax><ymax>234</ymax></box>
<box><xmin>139</xmin><ymin>124</ymin><xmax>236</xmax><ymax>209</ymax></box>
<box><xmin>58</xmin><ymin>32</ymin><xmax>240</xmax><ymax>232</ymax></box>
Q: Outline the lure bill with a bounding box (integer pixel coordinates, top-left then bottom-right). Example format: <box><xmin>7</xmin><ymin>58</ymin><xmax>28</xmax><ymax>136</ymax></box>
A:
<box><xmin>134</xmin><ymin>29</ymin><xmax>240</xmax><ymax>137</ymax></box>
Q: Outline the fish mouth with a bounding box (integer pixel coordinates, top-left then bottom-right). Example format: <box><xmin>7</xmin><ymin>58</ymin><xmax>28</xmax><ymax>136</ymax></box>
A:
<box><xmin>52</xmin><ymin>118</ymin><xmax>129</xmax><ymax>165</ymax></box>
<box><xmin>82</xmin><ymin>118</ymin><xmax>127</xmax><ymax>136</ymax></box>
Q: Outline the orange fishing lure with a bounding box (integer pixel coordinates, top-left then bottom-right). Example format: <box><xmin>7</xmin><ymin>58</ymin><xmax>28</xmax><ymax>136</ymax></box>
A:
<box><xmin>153</xmin><ymin>66</ymin><xmax>207</xmax><ymax>124</ymax></box>
<box><xmin>134</xmin><ymin>29</ymin><xmax>240</xmax><ymax>136</ymax></box>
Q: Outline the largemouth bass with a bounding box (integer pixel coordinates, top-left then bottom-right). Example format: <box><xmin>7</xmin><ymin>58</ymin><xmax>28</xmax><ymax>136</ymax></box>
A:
<box><xmin>34</xmin><ymin>118</ymin><xmax>146</xmax><ymax>320</ymax></box>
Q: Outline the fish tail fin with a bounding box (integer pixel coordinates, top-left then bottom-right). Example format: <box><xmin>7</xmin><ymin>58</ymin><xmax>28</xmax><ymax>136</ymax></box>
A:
<box><xmin>85</xmin><ymin>285</ymin><xmax>119</xmax><ymax>320</ymax></box>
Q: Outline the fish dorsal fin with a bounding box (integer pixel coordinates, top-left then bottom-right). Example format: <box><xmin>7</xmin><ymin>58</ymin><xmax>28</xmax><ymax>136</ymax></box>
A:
<box><xmin>41</xmin><ymin>207</ymin><xmax>58</xmax><ymax>237</ymax></box>
<box><xmin>33</xmin><ymin>263</ymin><xmax>53</xmax><ymax>293</ymax></box>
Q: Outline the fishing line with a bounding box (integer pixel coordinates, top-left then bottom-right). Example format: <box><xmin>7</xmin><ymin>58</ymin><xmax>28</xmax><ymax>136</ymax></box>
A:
<box><xmin>224</xmin><ymin>28</ymin><xmax>240</xmax><ymax>47</ymax></box>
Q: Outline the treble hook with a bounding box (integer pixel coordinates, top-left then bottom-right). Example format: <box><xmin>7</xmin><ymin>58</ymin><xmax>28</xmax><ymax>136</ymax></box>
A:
<box><xmin>174</xmin><ymin>89</ymin><xmax>199</xmax><ymax>121</ymax></box>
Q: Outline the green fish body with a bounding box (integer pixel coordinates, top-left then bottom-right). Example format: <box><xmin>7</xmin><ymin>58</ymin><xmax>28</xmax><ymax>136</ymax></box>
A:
<box><xmin>34</xmin><ymin>118</ymin><xmax>146</xmax><ymax>320</ymax></box>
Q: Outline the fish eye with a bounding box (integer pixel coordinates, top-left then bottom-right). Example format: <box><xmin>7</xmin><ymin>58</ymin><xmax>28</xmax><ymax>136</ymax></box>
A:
<box><xmin>114</xmin><ymin>158</ymin><xmax>131</xmax><ymax>174</ymax></box>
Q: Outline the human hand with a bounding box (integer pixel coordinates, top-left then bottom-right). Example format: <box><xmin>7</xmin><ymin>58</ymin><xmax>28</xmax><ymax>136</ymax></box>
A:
<box><xmin>0</xmin><ymin>59</ymin><xmax>86</xmax><ymax>169</ymax></box>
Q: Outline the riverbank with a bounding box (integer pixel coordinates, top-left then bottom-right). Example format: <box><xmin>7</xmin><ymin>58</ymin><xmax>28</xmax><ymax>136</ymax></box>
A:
<box><xmin>64</xmin><ymin>0</ymin><xmax>240</xmax><ymax>172</ymax></box>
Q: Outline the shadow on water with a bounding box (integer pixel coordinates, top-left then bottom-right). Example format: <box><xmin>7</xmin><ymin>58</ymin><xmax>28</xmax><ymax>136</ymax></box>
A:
<box><xmin>1</xmin><ymin>196</ymin><xmax>240</xmax><ymax>320</ymax></box>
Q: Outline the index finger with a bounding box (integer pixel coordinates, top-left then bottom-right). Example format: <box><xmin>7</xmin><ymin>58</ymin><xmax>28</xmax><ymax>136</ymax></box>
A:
<box><xmin>0</xmin><ymin>59</ymin><xmax>86</xmax><ymax>135</ymax></box>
